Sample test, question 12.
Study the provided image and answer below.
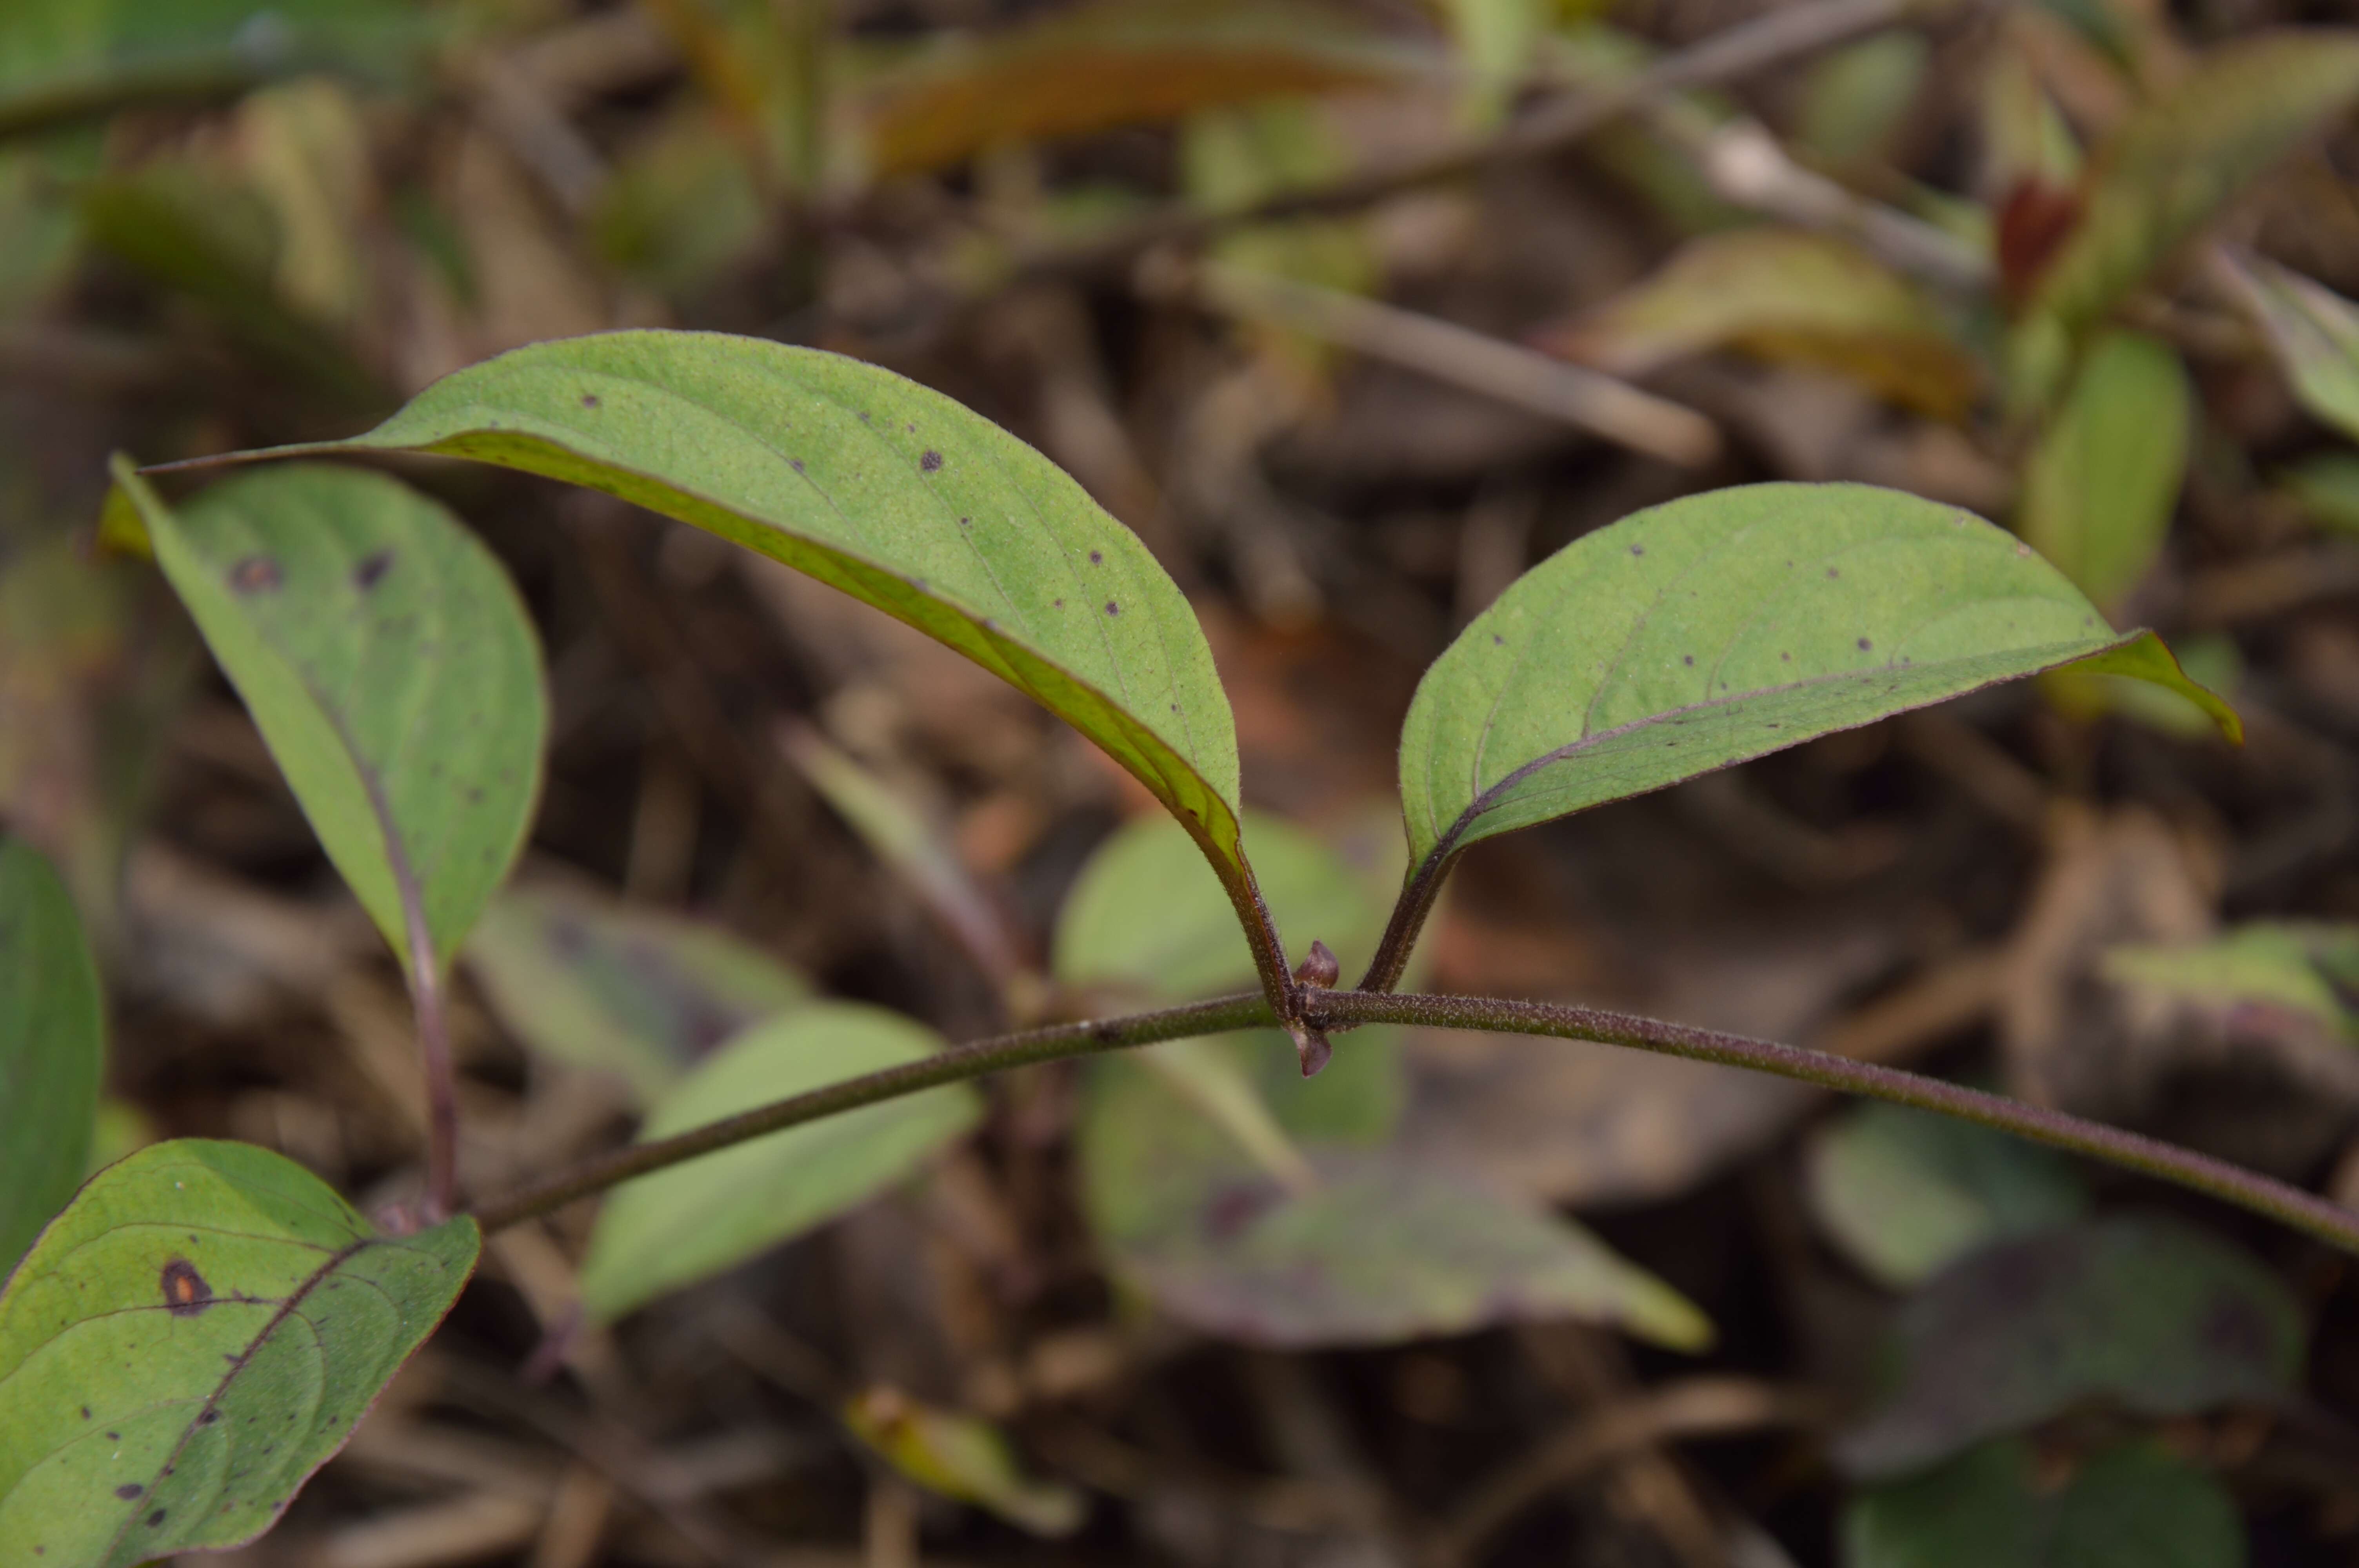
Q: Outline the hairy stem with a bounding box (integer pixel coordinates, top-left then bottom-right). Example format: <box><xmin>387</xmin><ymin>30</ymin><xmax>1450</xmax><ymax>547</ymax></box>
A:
<box><xmin>469</xmin><ymin>993</ymin><xmax>1275</xmax><ymax>1232</ymax></box>
<box><xmin>1303</xmin><ymin>992</ymin><xmax>2359</xmax><ymax>1252</ymax></box>
<box><xmin>471</xmin><ymin>984</ymin><xmax>2359</xmax><ymax>1257</ymax></box>
<box><xmin>1356</xmin><ymin>848</ymin><xmax>1456</xmax><ymax>994</ymax></box>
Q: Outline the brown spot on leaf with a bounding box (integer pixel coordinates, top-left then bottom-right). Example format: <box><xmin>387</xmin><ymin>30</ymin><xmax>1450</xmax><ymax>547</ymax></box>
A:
<box><xmin>919</xmin><ymin>450</ymin><xmax>942</xmax><ymax>472</ymax></box>
<box><xmin>147</xmin><ymin>1510</ymin><xmax>166</xmax><ymax>1528</ymax></box>
<box><xmin>229</xmin><ymin>557</ymin><xmax>281</xmax><ymax>594</ymax></box>
<box><xmin>161</xmin><ymin>1258</ymin><xmax>213</xmax><ymax>1316</ymax></box>
<box><xmin>1105</xmin><ymin>601</ymin><xmax>1119</xmax><ymax>616</ymax></box>
<box><xmin>115</xmin><ymin>1485</ymin><xmax>142</xmax><ymax>1500</ymax></box>
<box><xmin>581</xmin><ymin>393</ymin><xmax>600</xmax><ymax>408</ymax></box>
<box><xmin>353</xmin><ymin>550</ymin><xmax>393</xmax><ymax>591</ymax></box>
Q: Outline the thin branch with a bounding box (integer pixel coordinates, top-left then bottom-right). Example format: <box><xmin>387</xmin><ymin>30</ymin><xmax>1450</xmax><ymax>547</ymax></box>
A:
<box><xmin>469</xmin><ymin>984</ymin><xmax>2359</xmax><ymax>1261</ymax></box>
<box><xmin>1302</xmin><ymin>990</ymin><xmax>2359</xmax><ymax>1253</ymax></box>
<box><xmin>1003</xmin><ymin>0</ymin><xmax>1934</xmax><ymax>287</ymax></box>
<box><xmin>468</xmin><ymin>993</ymin><xmax>1276</xmax><ymax>1232</ymax></box>
<box><xmin>1183</xmin><ymin>261</ymin><xmax>1723</xmax><ymax>467</ymax></box>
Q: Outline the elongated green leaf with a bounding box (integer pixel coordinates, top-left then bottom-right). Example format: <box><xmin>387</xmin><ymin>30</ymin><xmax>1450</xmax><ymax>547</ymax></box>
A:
<box><xmin>2014</xmin><ymin>30</ymin><xmax>2359</xmax><ymax>401</ymax></box>
<box><xmin>1538</xmin><ymin>229</ymin><xmax>1981</xmax><ymax>419</ymax></box>
<box><xmin>1397</xmin><ymin>482</ymin><xmax>2235</xmax><ymax>882</ymax></box>
<box><xmin>2103</xmin><ymin>920</ymin><xmax>2359</xmax><ymax>1043</ymax></box>
<box><xmin>1805</xmin><ymin>1102</ymin><xmax>2088</xmax><ymax>1289</ymax></box>
<box><xmin>2016</xmin><ymin>330</ymin><xmax>2190</xmax><ymax>611</ymax></box>
<box><xmin>579</xmin><ymin>1003</ymin><xmax>981</xmax><ymax>1321</ymax></box>
<box><xmin>1840</xmin><ymin>1215</ymin><xmax>2303</xmax><ymax>1478</ymax></box>
<box><xmin>1080</xmin><ymin>1054</ymin><xmax>1709</xmax><ymax>1349</ymax></box>
<box><xmin>109</xmin><ymin>461</ymin><xmax>546</xmax><ymax>972</ymax></box>
<box><xmin>2217</xmin><ymin>250</ymin><xmax>2359</xmax><ymax>442</ymax></box>
<box><xmin>0</xmin><ymin>0</ymin><xmax>431</xmax><ymax>142</ymax></box>
<box><xmin>463</xmin><ymin>880</ymin><xmax>810</xmax><ymax>1103</ymax></box>
<box><xmin>0</xmin><ymin>840</ymin><xmax>103</xmax><ymax>1274</ymax></box>
<box><xmin>207</xmin><ymin>330</ymin><xmax>1273</xmax><ymax>978</ymax></box>
<box><xmin>0</xmin><ymin>1139</ymin><xmax>478</xmax><ymax>1564</ymax></box>
<box><xmin>1846</xmin><ymin>1439</ymin><xmax>2243</xmax><ymax>1568</ymax></box>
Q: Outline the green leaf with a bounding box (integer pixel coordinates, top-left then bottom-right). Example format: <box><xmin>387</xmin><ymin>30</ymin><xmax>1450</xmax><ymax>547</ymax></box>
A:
<box><xmin>1056</xmin><ymin>811</ymin><xmax>1404</xmax><ymax>1140</ymax></box>
<box><xmin>0</xmin><ymin>839</ymin><xmax>104</xmax><ymax>1274</ymax></box>
<box><xmin>107</xmin><ymin>461</ymin><xmax>547</xmax><ymax>974</ymax></box>
<box><xmin>2103</xmin><ymin>920</ymin><xmax>2359</xmax><ymax>1043</ymax></box>
<box><xmin>2015</xmin><ymin>330</ymin><xmax>2190</xmax><ymax>611</ymax></box>
<box><xmin>2216</xmin><ymin>250</ymin><xmax>2359</xmax><ymax>443</ymax></box>
<box><xmin>1536</xmin><ymin>229</ymin><xmax>1981</xmax><ymax>419</ymax></box>
<box><xmin>0</xmin><ymin>0</ymin><xmax>434</xmax><ymax>142</ymax></box>
<box><xmin>1794</xmin><ymin>31</ymin><xmax>1929</xmax><ymax>166</ymax></box>
<box><xmin>844</xmin><ymin>1387</ymin><xmax>1085</xmax><ymax>1537</ymax></box>
<box><xmin>2014</xmin><ymin>30</ymin><xmax>2359</xmax><ymax>396</ymax></box>
<box><xmin>1845</xmin><ymin>1439</ymin><xmax>2244</xmax><ymax>1568</ymax></box>
<box><xmin>1839</xmin><ymin>1215</ymin><xmax>2303</xmax><ymax>1478</ymax></box>
<box><xmin>1057</xmin><ymin>811</ymin><xmax>1383</xmax><ymax>1004</ymax></box>
<box><xmin>0</xmin><ymin>1139</ymin><xmax>478</xmax><ymax>1564</ymax></box>
<box><xmin>578</xmin><ymin>1003</ymin><xmax>982</xmax><ymax>1321</ymax></box>
<box><xmin>218</xmin><ymin>330</ymin><xmax>1278</xmax><ymax>985</ymax></box>
<box><xmin>1396</xmin><ymin>482</ymin><xmax>2236</xmax><ymax>885</ymax></box>
<box><xmin>1080</xmin><ymin>1054</ymin><xmax>1710</xmax><ymax>1349</ymax></box>
<box><xmin>462</xmin><ymin>880</ymin><xmax>811</xmax><ymax>1104</ymax></box>
<box><xmin>1805</xmin><ymin>1102</ymin><xmax>2088</xmax><ymax>1290</ymax></box>
<box><xmin>2043</xmin><ymin>630</ymin><xmax>2242</xmax><ymax>742</ymax></box>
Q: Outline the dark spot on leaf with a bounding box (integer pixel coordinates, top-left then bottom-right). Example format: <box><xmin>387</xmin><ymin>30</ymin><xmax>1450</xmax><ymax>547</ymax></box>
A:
<box><xmin>959</xmin><ymin>516</ymin><xmax>970</xmax><ymax>528</ymax></box>
<box><xmin>581</xmin><ymin>393</ymin><xmax>599</xmax><ymax>408</ymax></box>
<box><xmin>147</xmin><ymin>1510</ymin><xmax>166</xmax><ymax>1528</ymax></box>
<box><xmin>790</xmin><ymin>459</ymin><xmax>805</xmax><ymax>472</ymax></box>
<box><xmin>1105</xmin><ymin>601</ymin><xmax>1119</xmax><ymax>615</ymax></box>
<box><xmin>161</xmin><ymin>1259</ymin><xmax>212</xmax><ymax>1316</ymax></box>
<box><xmin>1630</xmin><ymin>544</ymin><xmax>1644</xmax><ymax>556</ymax></box>
<box><xmin>229</xmin><ymin>556</ymin><xmax>281</xmax><ymax>594</ymax></box>
<box><xmin>1052</xmin><ymin>598</ymin><xmax>1063</xmax><ymax>608</ymax></box>
<box><xmin>920</xmin><ymin>450</ymin><xmax>942</xmax><ymax>472</ymax></box>
<box><xmin>115</xmin><ymin>1485</ymin><xmax>142</xmax><ymax>1500</ymax></box>
<box><xmin>467</xmin><ymin>788</ymin><xmax>483</xmax><ymax>804</ymax></box>
<box><xmin>1683</xmin><ymin>655</ymin><xmax>1694</xmax><ymax>666</ymax></box>
<box><xmin>353</xmin><ymin>550</ymin><xmax>393</xmax><ymax>591</ymax></box>
<box><xmin>80</xmin><ymin>1407</ymin><xmax>89</xmax><ymax>1419</ymax></box>
<box><xmin>1826</xmin><ymin>567</ymin><xmax>1840</xmax><ymax>579</ymax></box>
<box><xmin>1857</xmin><ymin>637</ymin><xmax>1872</xmax><ymax>651</ymax></box>
<box><xmin>1089</xmin><ymin>550</ymin><xmax>1102</xmax><ymax>564</ymax></box>
<box><xmin>1492</xmin><ymin>635</ymin><xmax>1504</xmax><ymax>647</ymax></box>
<box><xmin>1781</xmin><ymin>652</ymin><xmax>1792</xmax><ymax>661</ymax></box>
<box><xmin>858</xmin><ymin>411</ymin><xmax>871</xmax><ymax>423</ymax></box>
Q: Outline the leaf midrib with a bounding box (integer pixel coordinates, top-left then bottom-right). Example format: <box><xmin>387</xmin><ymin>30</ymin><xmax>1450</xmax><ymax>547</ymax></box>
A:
<box><xmin>1428</xmin><ymin>631</ymin><xmax>2111</xmax><ymax>872</ymax></box>
<box><xmin>91</xmin><ymin>1235</ymin><xmax>365</xmax><ymax>1561</ymax></box>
